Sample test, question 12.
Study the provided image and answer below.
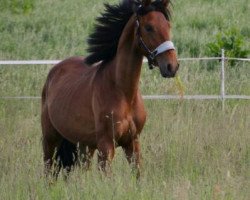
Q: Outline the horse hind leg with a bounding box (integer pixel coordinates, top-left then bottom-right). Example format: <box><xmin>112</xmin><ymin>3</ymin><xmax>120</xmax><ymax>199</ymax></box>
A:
<box><xmin>42</xmin><ymin>110</ymin><xmax>79</xmax><ymax>178</ymax></box>
<box><xmin>41</xmin><ymin>106</ymin><xmax>63</xmax><ymax>178</ymax></box>
<box><xmin>42</xmin><ymin>82</ymin><xmax>78</xmax><ymax>177</ymax></box>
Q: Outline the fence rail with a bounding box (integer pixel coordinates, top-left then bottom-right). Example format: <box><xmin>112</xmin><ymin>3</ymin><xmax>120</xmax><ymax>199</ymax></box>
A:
<box><xmin>1</xmin><ymin>95</ymin><xmax>249</xmax><ymax>100</ymax></box>
<box><xmin>0</xmin><ymin>49</ymin><xmax>250</xmax><ymax>101</ymax></box>
<box><xmin>1</xmin><ymin>57</ymin><xmax>250</xmax><ymax>65</ymax></box>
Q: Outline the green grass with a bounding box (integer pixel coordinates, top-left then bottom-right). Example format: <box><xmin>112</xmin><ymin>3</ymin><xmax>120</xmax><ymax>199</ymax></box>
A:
<box><xmin>0</xmin><ymin>0</ymin><xmax>249</xmax><ymax>199</ymax></box>
<box><xmin>0</xmin><ymin>100</ymin><xmax>249</xmax><ymax>199</ymax></box>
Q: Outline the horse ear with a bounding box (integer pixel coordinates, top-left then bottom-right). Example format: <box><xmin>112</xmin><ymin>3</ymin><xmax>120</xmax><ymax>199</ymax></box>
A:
<box><xmin>129</xmin><ymin>0</ymin><xmax>138</xmax><ymax>13</ymax></box>
<box><xmin>161</xmin><ymin>0</ymin><xmax>170</xmax><ymax>8</ymax></box>
<box><xmin>130</xmin><ymin>0</ymin><xmax>142</xmax><ymax>13</ymax></box>
<box><xmin>142</xmin><ymin>0</ymin><xmax>151</xmax><ymax>7</ymax></box>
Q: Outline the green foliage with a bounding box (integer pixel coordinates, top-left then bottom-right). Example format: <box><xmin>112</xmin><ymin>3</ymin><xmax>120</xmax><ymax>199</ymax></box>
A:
<box><xmin>0</xmin><ymin>0</ymin><xmax>35</xmax><ymax>14</ymax></box>
<box><xmin>206</xmin><ymin>28</ymin><xmax>249</xmax><ymax>68</ymax></box>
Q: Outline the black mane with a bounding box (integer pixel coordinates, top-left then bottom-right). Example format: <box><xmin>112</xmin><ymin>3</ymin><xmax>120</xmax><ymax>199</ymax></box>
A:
<box><xmin>85</xmin><ymin>0</ymin><xmax>171</xmax><ymax>66</ymax></box>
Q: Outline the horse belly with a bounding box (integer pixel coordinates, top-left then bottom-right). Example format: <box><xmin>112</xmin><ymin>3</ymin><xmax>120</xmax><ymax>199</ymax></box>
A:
<box><xmin>49</xmin><ymin>106</ymin><xmax>97</xmax><ymax>145</ymax></box>
<box><xmin>48</xmin><ymin>86</ymin><xmax>97</xmax><ymax>145</ymax></box>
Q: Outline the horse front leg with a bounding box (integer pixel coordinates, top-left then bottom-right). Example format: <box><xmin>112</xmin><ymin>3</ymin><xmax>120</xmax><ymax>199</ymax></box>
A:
<box><xmin>78</xmin><ymin>145</ymin><xmax>95</xmax><ymax>170</ymax></box>
<box><xmin>97</xmin><ymin>135</ymin><xmax>115</xmax><ymax>175</ymax></box>
<box><xmin>123</xmin><ymin>136</ymin><xmax>141</xmax><ymax>179</ymax></box>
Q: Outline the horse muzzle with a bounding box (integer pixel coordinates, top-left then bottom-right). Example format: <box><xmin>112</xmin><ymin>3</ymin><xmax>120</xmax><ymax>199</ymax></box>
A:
<box><xmin>156</xmin><ymin>53</ymin><xmax>179</xmax><ymax>78</ymax></box>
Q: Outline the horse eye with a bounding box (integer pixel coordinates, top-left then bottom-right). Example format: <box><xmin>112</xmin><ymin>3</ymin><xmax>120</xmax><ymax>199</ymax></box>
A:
<box><xmin>144</xmin><ymin>24</ymin><xmax>154</xmax><ymax>32</ymax></box>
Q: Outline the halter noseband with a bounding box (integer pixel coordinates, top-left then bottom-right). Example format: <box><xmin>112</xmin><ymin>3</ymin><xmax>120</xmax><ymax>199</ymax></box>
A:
<box><xmin>136</xmin><ymin>11</ymin><xmax>175</xmax><ymax>69</ymax></box>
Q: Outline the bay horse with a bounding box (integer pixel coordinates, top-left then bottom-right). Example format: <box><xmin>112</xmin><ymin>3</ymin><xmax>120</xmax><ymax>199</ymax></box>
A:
<box><xmin>41</xmin><ymin>0</ymin><xmax>179</xmax><ymax>178</ymax></box>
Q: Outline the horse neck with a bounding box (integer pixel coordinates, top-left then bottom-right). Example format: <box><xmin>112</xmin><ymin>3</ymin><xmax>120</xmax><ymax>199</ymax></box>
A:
<box><xmin>114</xmin><ymin>16</ymin><xmax>143</xmax><ymax>101</ymax></box>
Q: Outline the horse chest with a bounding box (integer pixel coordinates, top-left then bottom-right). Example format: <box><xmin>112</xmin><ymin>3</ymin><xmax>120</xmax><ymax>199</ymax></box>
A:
<box><xmin>108</xmin><ymin>100</ymin><xmax>146</xmax><ymax>144</ymax></box>
<box><xmin>115</xmin><ymin>117</ymin><xmax>136</xmax><ymax>137</ymax></box>
<box><xmin>108</xmin><ymin>110</ymin><xmax>143</xmax><ymax>147</ymax></box>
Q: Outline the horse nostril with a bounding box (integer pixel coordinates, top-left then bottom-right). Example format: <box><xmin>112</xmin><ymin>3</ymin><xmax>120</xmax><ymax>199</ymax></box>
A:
<box><xmin>167</xmin><ymin>64</ymin><xmax>172</xmax><ymax>72</ymax></box>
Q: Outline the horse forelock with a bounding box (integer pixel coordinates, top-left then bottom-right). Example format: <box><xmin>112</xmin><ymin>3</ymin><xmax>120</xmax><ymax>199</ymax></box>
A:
<box><xmin>126</xmin><ymin>0</ymin><xmax>172</xmax><ymax>18</ymax></box>
<box><xmin>84</xmin><ymin>0</ymin><xmax>172</xmax><ymax>66</ymax></box>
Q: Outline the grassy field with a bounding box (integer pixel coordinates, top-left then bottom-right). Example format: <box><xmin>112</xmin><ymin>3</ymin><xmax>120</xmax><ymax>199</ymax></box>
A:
<box><xmin>0</xmin><ymin>0</ymin><xmax>249</xmax><ymax>199</ymax></box>
<box><xmin>0</xmin><ymin>100</ymin><xmax>249</xmax><ymax>199</ymax></box>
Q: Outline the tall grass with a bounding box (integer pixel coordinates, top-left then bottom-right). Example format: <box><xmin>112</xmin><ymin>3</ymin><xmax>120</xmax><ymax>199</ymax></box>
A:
<box><xmin>0</xmin><ymin>0</ymin><xmax>249</xmax><ymax>199</ymax></box>
<box><xmin>0</xmin><ymin>100</ymin><xmax>249</xmax><ymax>199</ymax></box>
<box><xmin>0</xmin><ymin>0</ymin><xmax>249</xmax><ymax>59</ymax></box>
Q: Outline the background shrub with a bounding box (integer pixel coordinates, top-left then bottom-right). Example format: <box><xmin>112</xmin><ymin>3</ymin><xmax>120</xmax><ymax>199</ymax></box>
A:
<box><xmin>0</xmin><ymin>0</ymin><xmax>35</xmax><ymax>14</ymax></box>
<box><xmin>206</xmin><ymin>28</ymin><xmax>249</xmax><ymax>68</ymax></box>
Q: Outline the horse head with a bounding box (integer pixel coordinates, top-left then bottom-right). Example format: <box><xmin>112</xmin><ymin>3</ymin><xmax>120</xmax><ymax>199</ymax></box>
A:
<box><xmin>133</xmin><ymin>0</ymin><xmax>179</xmax><ymax>77</ymax></box>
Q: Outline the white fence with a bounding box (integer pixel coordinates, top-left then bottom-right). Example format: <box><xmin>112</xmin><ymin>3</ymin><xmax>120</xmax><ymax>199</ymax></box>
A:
<box><xmin>0</xmin><ymin>49</ymin><xmax>250</xmax><ymax>101</ymax></box>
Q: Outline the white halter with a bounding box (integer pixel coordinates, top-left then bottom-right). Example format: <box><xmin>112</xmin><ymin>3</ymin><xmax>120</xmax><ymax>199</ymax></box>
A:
<box><xmin>153</xmin><ymin>41</ymin><xmax>175</xmax><ymax>57</ymax></box>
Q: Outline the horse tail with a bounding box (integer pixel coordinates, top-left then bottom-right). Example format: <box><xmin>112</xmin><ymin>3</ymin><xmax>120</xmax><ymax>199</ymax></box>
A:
<box><xmin>56</xmin><ymin>138</ymin><xmax>78</xmax><ymax>171</ymax></box>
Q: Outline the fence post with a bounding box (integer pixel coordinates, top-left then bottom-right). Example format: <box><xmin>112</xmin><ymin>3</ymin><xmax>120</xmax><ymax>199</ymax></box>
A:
<box><xmin>221</xmin><ymin>49</ymin><xmax>225</xmax><ymax>110</ymax></box>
